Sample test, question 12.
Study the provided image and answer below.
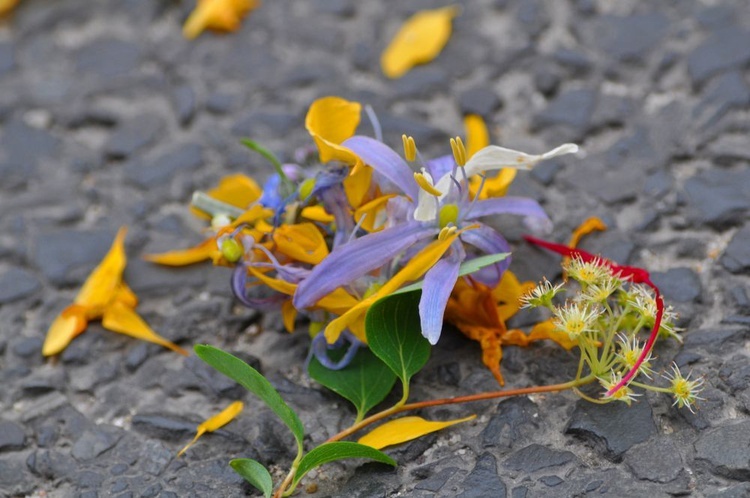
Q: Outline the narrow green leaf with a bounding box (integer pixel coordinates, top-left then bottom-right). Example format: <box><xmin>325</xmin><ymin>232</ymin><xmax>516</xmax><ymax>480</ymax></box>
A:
<box><xmin>240</xmin><ymin>139</ymin><xmax>294</xmax><ymax>197</ymax></box>
<box><xmin>365</xmin><ymin>291</ymin><xmax>430</xmax><ymax>386</ymax></box>
<box><xmin>308</xmin><ymin>347</ymin><xmax>397</xmax><ymax>420</ymax></box>
<box><xmin>395</xmin><ymin>252</ymin><xmax>510</xmax><ymax>295</ymax></box>
<box><xmin>291</xmin><ymin>442</ymin><xmax>396</xmax><ymax>490</ymax></box>
<box><xmin>195</xmin><ymin>345</ymin><xmax>304</xmax><ymax>448</ymax></box>
<box><xmin>230</xmin><ymin>458</ymin><xmax>273</xmax><ymax>498</ymax></box>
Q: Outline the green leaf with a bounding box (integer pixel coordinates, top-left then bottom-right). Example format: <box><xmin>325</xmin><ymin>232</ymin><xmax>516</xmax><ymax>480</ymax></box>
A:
<box><xmin>195</xmin><ymin>345</ymin><xmax>305</xmax><ymax>449</ymax></box>
<box><xmin>395</xmin><ymin>252</ymin><xmax>510</xmax><ymax>295</ymax></box>
<box><xmin>365</xmin><ymin>291</ymin><xmax>430</xmax><ymax>387</ymax></box>
<box><xmin>308</xmin><ymin>347</ymin><xmax>397</xmax><ymax>421</ymax></box>
<box><xmin>240</xmin><ymin>139</ymin><xmax>294</xmax><ymax>197</ymax></box>
<box><xmin>230</xmin><ymin>458</ymin><xmax>273</xmax><ymax>498</ymax></box>
<box><xmin>291</xmin><ymin>442</ymin><xmax>396</xmax><ymax>490</ymax></box>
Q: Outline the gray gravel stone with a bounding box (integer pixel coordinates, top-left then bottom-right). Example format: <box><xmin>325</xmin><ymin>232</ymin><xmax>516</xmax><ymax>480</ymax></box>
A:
<box><xmin>594</xmin><ymin>13</ymin><xmax>668</xmax><ymax>62</ymax></box>
<box><xmin>481</xmin><ymin>398</ymin><xmax>538</xmax><ymax>448</ymax></box>
<box><xmin>33</xmin><ymin>228</ymin><xmax>117</xmax><ymax>286</ymax></box>
<box><xmin>171</xmin><ymin>85</ymin><xmax>197</xmax><ymax>126</ymax></box>
<box><xmin>694</xmin><ymin>71</ymin><xmax>750</xmax><ymax>129</ymax></box>
<box><xmin>2</xmin><ymin>116</ymin><xmax>59</xmax><ymax>165</ymax></box>
<box><xmin>721</xmin><ymin>225</ymin><xmax>750</xmax><ymax>273</ymax></box>
<box><xmin>695</xmin><ymin>420</ymin><xmax>750</xmax><ymax>480</ymax></box>
<box><xmin>624</xmin><ymin>436</ymin><xmax>683</xmax><ymax>483</ymax></box>
<box><xmin>687</xmin><ymin>28</ymin><xmax>750</xmax><ymax>85</ymax></box>
<box><xmin>72</xmin><ymin>426</ymin><xmax>124</xmax><ymax>462</ymax></box>
<box><xmin>104</xmin><ymin>114</ymin><xmax>165</xmax><ymax>160</ymax></box>
<box><xmin>707</xmin><ymin>483</ymin><xmax>750</xmax><ymax>498</ymax></box>
<box><xmin>26</xmin><ymin>449</ymin><xmax>76</xmax><ymax>480</ymax></box>
<box><xmin>131</xmin><ymin>414</ymin><xmax>196</xmax><ymax>442</ymax></box>
<box><xmin>231</xmin><ymin>110</ymin><xmax>299</xmax><ymax>138</ymax></box>
<box><xmin>124</xmin><ymin>143</ymin><xmax>203</xmax><ymax>188</ymax></box>
<box><xmin>683</xmin><ymin>170</ymin><xmax>750</xmax><ymax>228</ymax></box>
<box><xmin>458</xmin><ymin>86</ymin><xmax>502</xmax><ymax>117</ymax></box>
<box><xmin>76</xmin><ymin>38</ymin><xmax>143</xmax><ymax>79</ymax></box>
<box><xmin>650</xmin><ymin>268</ymin><xmax>702</xmax><ymax>303</ymax></box>
<box><xmin>0</xmin><ymin>41</ymin><xmax>15</xmax><ymax>77</ymax></box>
<box><xmin>534</xmin><ymin>88</ymin><xmax>597</xmax><ymax>139</ymax></box>
<box><xmin>502</xmin><ymin>443</ymin><xmax>575</xmax><ymax>472</ymax></box>
<box><xmin>0</xmin><ymin>267</ymin><xmax>41</xmax><ymax>304</ymax></box>
<box><xmin>0</xmin><ymin>420</ymin><xmax>26</xmax><ymax>451</ymax></box>
<box><xmin>457</xmin><ymin>453</ymin><xmax>506</xmax><ymax>498</ymax></box>
<box><xmin>566</xmin><ymin>399</ymin><xmax>656</xmax><ymax>460</ymax></box>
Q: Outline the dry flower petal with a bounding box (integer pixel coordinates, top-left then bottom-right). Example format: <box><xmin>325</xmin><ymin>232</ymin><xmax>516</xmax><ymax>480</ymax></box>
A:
<box><xmin>191</xmin><ymin>174</ymin><xmax>262</xmax><ymax>220</ymax></box>
<box><xmin>178</xmin><ymin>401</ymin><xmax>244</xmax><ymax>457</ymax></box>
<box><xmin>272</xmin><ymin>223</ymin><xmax>329</xmax><ymax>265</ymax></box>
<box><xmin>102</xmin><ymin>301</ymin><xmax>188</xmax><ymax>356</ymax></box>
<box><xmin>143</xmin><ymin>238</ymin><xmax>219</xmax><ymax>267</ymax></box>
<box><xmin>359</xmin><ymin>415</ymin><xmax>475</xmax><ymax>450</ymax></box>
<box><xmin>305</xmin><ymin>96</ymin><xmax>362</xmax><ymax>165</ymax></box>
<box><xmin>381</xmin><ymin>6</ymin><xmax>460</xmax><ymax>79</ymax></box>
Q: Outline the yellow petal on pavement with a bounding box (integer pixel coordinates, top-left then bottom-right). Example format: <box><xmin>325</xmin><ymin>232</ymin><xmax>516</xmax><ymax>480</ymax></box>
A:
<box><xmin>102</xmin><ymin>301</ymin><xmax>188</xmax><ymax>356</ymax></box>
<box><xmin>75</xmin><ymin>227</ymin><xmax>128</xmax><ymax>312</ymax></box>
<box><xmin>0</xmin><ymin>0</ymin><xmax>19</xmax><ymax>17</ymax></box>
<box><xmin>359</xmin><ymin>415</ymin><xmax>475</xmax><ymax>450</ymax></box>
<box><xmin>305</xmin><ymin>96</ymin><xmax>362</xmax><ymax>165</ymax></box>
<box><xmin>183</xmin><ymin>0</ymin><xmax>260</xmax><ymax>40</ymax></box>
<box><xmin>143</xmin><ymin>238</ymin><xmax>218</xmax><ymax>267</ymax></box>
<box><xmin>178</xmin><ymin>401</ymin><xmax>244</xmax><ymax>457</ymax></box>
<box><xmin>191</xmin><ymin>174</ymin><xmax>263</xmax><ymax>219</ymax></box>
<box><xmin>568</xmin><ymin>216</ymin><xmax>607</xmax><ymax>249</ymax></box>
<box><xmin>381</xmin><ymin>6</ymin><xmax>460</xmax><ymax>79</ymax></box>
<box><xmin>42</xmin><ymin>307</ymin><xmax>88</xmax><ymax>357</ymax></box>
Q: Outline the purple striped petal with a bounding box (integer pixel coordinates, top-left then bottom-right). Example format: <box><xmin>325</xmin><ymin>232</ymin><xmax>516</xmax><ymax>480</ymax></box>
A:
<box><xmin>308</xmin><ymin>330</ymin><xmax>364</xmax><ymax>370</ymax></box>
<box><xmin>459</xmin><ymin>223</ymin><xmax>512</xmax><ymax>286</ymax></box>
<box><xmin>419</xmin><ymin>244</ymin><xmax>464</xmax><ymax>345</ymax></box>
<box><xmin>466</xmin><ymin>197</ymin><xmax>552</xmax><ymax>234</ymax></box>
<box><xmin>343</xmin><ymin>136</ymin><xmax>419</xmax><ymax>200</ymax></box>
<box><xmin>231</xmin><ymin>265</ymin><xmax>288</xmax><ymax>310</ymax></box>
<box><xmin>319</xmin><ymin>183</ymin><xmax>354</xmax><ymax>248</ymax></box>
<box><xmin>294</xmin><ymin>222</ymin><xmax>435</xmax><ymax>309</ymax></box>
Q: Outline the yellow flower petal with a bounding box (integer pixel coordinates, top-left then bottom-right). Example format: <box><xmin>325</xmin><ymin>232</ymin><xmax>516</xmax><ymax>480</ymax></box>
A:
<box><xmin>42</xmin><ymin>307</ymin><xmax>88</xmax><ymax>357</ymax></box>
<box><xmin>354</xmin><ymin>194</ymin><xmax>396</xmax><ymax>233</ymax></box>
<box><xmin>380</xmin><ymin>6</ymin><xmax>460</xmax><ymax>79</ymax></box>
<box><xmin>526</xmin><ymin>319</ymin><xmax>577</xmax><ymax>350</ymax></box>
<box><xmin>231</xmin><ymin>204</ymin><xmax>274</xmax><ymax>227</ymax></box>
<box><xmin>272</xmin><ymin>222</ymin><xmax>329</xmax><ymax>265</ymax></box>
<box><xmin>464</xmin><ymin>114</ymin><xmax>518</xmax><ymax>200</ymax></box>
<box><xmin>305</xmin><ymin>96</ymin><xmax>362</xmax><ymax>165</ymax></box>
<box><xmin>281</xmin><ymin>299</ymin><xmax>297</xmax><ymax>333</ymax></box>
<box><xmin>492</xmin><ymin>271</ymin><xmax>535</xmax><ymax>322</ymax></box>
<box><xmin>247</xmin><ymin>267</ymin><xmax>296</xmax><ymax>296</ymax></box>
<box><xmin>102</xmin><ymin>301</ymin><xmax>188</xmax><ymax>356</ymax></box>
<box><xmin>191</xmin><ymin>174</ymin><xmax>262</xmax><ymax>220</ymax></box>
<box><xmin>464</xmin><ymin>114</ymin><xmax>489</xmax><ymax>158</ymax></box>
<box><xmin>183</xmin><ymin>0</ymin><xmax>259</xmax><ymax>40</ymax></box>
<box><xmin>143</xmin><ymin>238</ymin><xmax>218</xmax><ymax>267</ymax></box>
<box><xmin>568</xmin><ymin>216</ymin><xmax>607</xmax><ymax>249</ymax></box>
<box><xmin>0</xmin><ymin>0</ymin><xmax>19</xmax><ymax>17</ymax></box>
<box><xmin>178</xmin><ymin>401</ymin><xmax>244</xmax><ymax>457</ymax></box>
<box><xmin>359</xmin><ymin>415</ymin><xmax>475</xmax><ymax>450</ymax></box>
<box><xmin>300</xmin><ymin>205</ymin><xmax>335</xmax><ymax>223</ymax></box>
<box><xmin>344</xmin><ymin>164</ymin><xmax>373</xmax><ymax>209</ymax></box>
<box><xmin>75</xmin><ymin>227</ymin><xmax>128</xmax><ymax>313</ymax></box>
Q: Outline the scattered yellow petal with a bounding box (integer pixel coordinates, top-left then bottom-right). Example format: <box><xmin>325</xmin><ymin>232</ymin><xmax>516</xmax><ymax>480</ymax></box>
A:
<box><xmin>272</xmin><ymin>223</ymin><xmax>329</xmax><ymax>265</ymax></box>
<box><xmin>102</xmin><ymin>301</ymin><xmax>188</xmax><ymax>356</ymax></box>
<box><xmin>305</xmin><ymin>96</ymin><xmax>362</xmax><ymax>165</ymax></box>
<box><xmin>231</xmin><ymin>204</ymin><xmax>274</xmax><ymax>228</ymax></box>
<box><xmin>75</xmin><ymin>227</ymin><xmax>128</xmax><ymax>313</ymax></box>
<box><xmin>143</xmin><ymin>238</ymin><xmax>219</xmax><ymax>267</ymax></box>
<box><xmin>464</xmin><ymin>114</ymin><xmax>489</xmax><ymax>158</ymax></box>
<box><xmin>354</xmin><ymin>194</ymin><xmax>396</xmax><ymax>232</ymax></box>
<box><xmin>42</xmin><ymin>307</ymin><xmax>88</xmax><ymax>357</ymax></box>
<box><xmin>0</xmin><ymin>0</ymin><xmax>19</xmax><ymax>17</ymax></box>
<box><xmin>191</xmin><ymin>174</ymin><xmax>262</xmax><ymax>220</ymax></box>
<box><xmin>526</xmin><ymin>319</ymin><xmax>577</xmax><ymax>350</ymax></box>
<box><xmin>493</xmin><ymin>271</ymin><xmax>535</xmax><ymax>322</ymax></box>
<box><xmin>183</xmin><ymin>0</ymin><xmax>260</xmax><ymax>40</ymax></box>
<box><xmin>178</xmin><ymin>401</ymin><xmax>244</xmax><ymax>457</ymax></box>
<box><xmin>464</xmin><ymin>114</ymin><xmax>518</xmax><ymax>199</ymax></box>
<box><xmin>568</xmin><ymin>216</ymin><xmax>607</xmax><ymax>249</ymax></box>
<box><xmin>344</xmin><ymin>164</ymin><xmax>373</xmax><ymax>209</ymax></box>
<box><xmin>281</xmin><ymin>299</ymin><xmax>297</xmax><ymax>333</ymax></box>
<box><xmin>300</xmin><ymin>205</ymin><xmax>335</xmax><ymax>223</ymax></box>
<box><xmin>359</xmin><ymin>415</ymin><xmax>475</xmax><ymax>450</ymax></box>
<box><xmin>381</xmin><ymin>6</ymin><xmax>460</xmax><ymax>79</ymax></box>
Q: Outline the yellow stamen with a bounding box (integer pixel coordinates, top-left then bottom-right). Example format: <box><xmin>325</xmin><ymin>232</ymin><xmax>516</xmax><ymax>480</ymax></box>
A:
<box><xmin>450</xmin><ymin>136</ymin><xmax>467</xmax><ymax>167</ymax></box>
<box><xmin>414</xmin><ymin>172</ymin><xmax>443</xmax><ymax>196</ymax></box>
<box><xmin>402</xmin><ymin>134</ymin><xmax>417</xmax><ymax>162</ymax></box>
<box><xmin>438</xmin><ymin>226</ymin><xmax>458</xmax><ymax>241</ymax></box>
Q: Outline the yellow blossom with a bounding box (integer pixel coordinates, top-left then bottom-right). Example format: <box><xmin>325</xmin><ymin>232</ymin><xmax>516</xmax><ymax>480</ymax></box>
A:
<box><xmin>183</xmin><ymin>0</ymin><xmax>260</xmax><ymax>40</ymax></box>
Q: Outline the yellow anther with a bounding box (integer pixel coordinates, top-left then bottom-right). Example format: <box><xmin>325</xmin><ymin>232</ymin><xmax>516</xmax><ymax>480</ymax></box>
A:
<box><xmin>450</xmin><ymin>136</ymin><xmax>467</xmax><ymax>167</ymax></box>
<box><xmin>438</xmin><ymin>226</ymin><xmax>458</xmax><ymax>241</ymax></box>
<box><xmin>402</xmin><ymin>134</ymin><xmax>417</xmax><ymax>162</ymax></box>
<box><xmin>414</xmin><ymin>172</ymin><xmax>443</xmax><ymax>197</ymax></box>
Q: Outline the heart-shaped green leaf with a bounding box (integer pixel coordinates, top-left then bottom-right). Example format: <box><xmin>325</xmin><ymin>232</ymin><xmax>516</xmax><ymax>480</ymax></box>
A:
<box><xmin>230</xmin><ymin>458</ymin><xmax>273</xmax><ymax>498</ymax></box>
<box><xmin>291</xmin><ymin>442</ymin><xmax>396</xmax><ymax>490</ymax></box>
<box><xmin>309</xmin><ymin>347</ymin><xmax>397</xmax><ymax>421</ymax></box>
<box><xmin>365</xmin><ymin>290</ymin><xmax>430</xmax><ymax>388</ymax></box>
<box><xmin>195</xmin><ymin>345</ymin><xmax>304</xmax><ymax>451</ymax></box>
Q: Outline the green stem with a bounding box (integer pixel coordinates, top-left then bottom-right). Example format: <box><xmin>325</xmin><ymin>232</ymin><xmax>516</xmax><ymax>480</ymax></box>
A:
<box><xmin>191</xmin><ymin>192</ymin><xmax>245</xmax><ymax>218</ymax></box>
<box><xmin>241</xmin><ymin>139</ymin><xmax>295</xmax><ymax>197</ymax></box>
<box><xmin>325</xmin><ymin>376</ymin><xmax>595</xmax><ymax>444</ymax></box>
<box><xmin>630</xmin><ymin>381</ymin><xmax>671</xmax><ymax>394</ymax></box>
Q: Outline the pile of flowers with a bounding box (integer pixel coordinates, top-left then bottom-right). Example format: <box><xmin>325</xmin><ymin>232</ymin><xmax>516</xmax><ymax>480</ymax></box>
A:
<box><xmin>146</xmin><ymin>96</ymin><xmax>580</xmax><ymax>382</ymax></box>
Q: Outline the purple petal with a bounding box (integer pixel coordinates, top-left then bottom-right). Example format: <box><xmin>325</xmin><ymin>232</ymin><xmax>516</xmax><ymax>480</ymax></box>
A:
<box><xmin>425</xmin><ymin>154</ymin><xmax>455</xmax><ymax>180</ymax></box>
<box><xmin>466</xmin><ymin>197</ymin><xmax>552</xmax><ymax>234</ymax></box>
<box><xmin>343</xmin><ymin>136</ymin><xmax>419</xmax><ymax>200</ymax></box>
<box><xmin>308</xmin><ymin>330</ymin><xmax>364</xmax><ymax>370</ymax></box>
<box><xmin>419</xmin><ymin>244</ymin><xmax>464</xmax><ymax>345</ymax></box>
<box><xmin>231</xmin><ymin>265</ymin><xmax>288</xmax><ymax>310</ymax></box>
<box><xmin>293</xmin><ymin>222</ymin><xmax>435</xmax><ymax>309</ymax></box>
<box><xmin>459</xmin><ymin>223</ymin><xmax>512</xmax><ymax>286</ymax></box>
<box><xmin>319</xmin><ymin>183</ymin><xmax>354</xmax><ymax>248</ymax></box>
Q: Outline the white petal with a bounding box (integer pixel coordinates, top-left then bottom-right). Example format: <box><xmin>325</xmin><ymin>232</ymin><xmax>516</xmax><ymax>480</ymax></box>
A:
<box><xmin>463</xmin><ymin>143</ymin><xmax>579</xmax><ymax>178</ymax></box>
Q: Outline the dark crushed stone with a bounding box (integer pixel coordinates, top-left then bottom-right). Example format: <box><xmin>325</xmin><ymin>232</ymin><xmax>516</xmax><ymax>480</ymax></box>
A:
<box><xmin>0</xmin><ymin>420</ymin><xmax>26</xmax><ymax>451</ymax></box>
<box><xmin>721</xmin><ymin>225</ymin><xmax>750</xmax><ymax>273</ymax></box>
<box><xmin>687</xmin><ymin>28</ymin><xmax>750</xmax><ymax>85</ymax></box>
<box><xmin>457</xmin><ymin>453</ymin><xmax>506</xmax><ymax>498</ymax></box>
<box><xmin>502</xmin><ymin>443</ymin><xmax>576</xmax><ymax>472</ymax></box>
<box><xmin>694</xmin><ymin>420</ymin><xmax>750</xmax><ymax>480</ymax></box>
<box><xmin>650</xmin><ymin>268</ymin><xmax>702</xmax><ymax>303</ymax></box>
<box><xmin>104</xmin><ymin>114</ymin><xmax>165</xmax><ymax>160</ymax></box>
<box><xmin>624</xmin><ymin>436</ymin><xmax>683</xmax><ymax>483</ymax></box>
